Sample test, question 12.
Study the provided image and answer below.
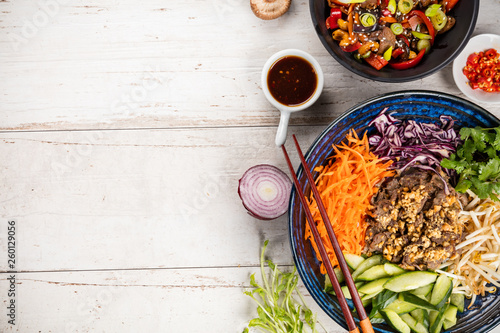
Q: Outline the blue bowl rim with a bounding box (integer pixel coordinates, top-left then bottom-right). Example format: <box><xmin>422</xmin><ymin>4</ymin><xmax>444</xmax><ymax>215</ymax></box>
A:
<box><xmin>308</xmin><ymin>0</ymin><xmax>480</xmax><ymax>83</ymax></box>
<box><xmin>288</xmin><ymin>89</ymin><xmax>500</xmax><ymax>332</ymax></box>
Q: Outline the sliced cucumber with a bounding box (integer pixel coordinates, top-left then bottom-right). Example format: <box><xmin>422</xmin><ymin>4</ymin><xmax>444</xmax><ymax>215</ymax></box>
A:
<box><xmin>443</xmin><ymin>319</ymin><xmax>455</xmax><ymax>330</ymax></box>
<box><xmin>358</xmin><ymin>277</ymin><xmax>391</xmax><ymax>295</ymax></box>
<box><xmin>383</xmin><ymin>299</ymin><xmax>417</xmax><ymax>314</ymax></box>
<box><xmin>384</xmin><ymin>262</ymin><xmax>406</xmax><ymax>276</ymax></box>
<box><xmin>361</xmin><ymin>289</ymin><xmax>384</xmax><ymax>302</ymax></box>
<box><xmin>380</xmin><ymin>309</ymin><xmax>411</xmax><ymax>333</ymax></box>
<box><xmin>430</xmin><ymin>275</ymin><xmax>453</xmax><ymax>308</ymax></box>
<box><xmin>400</xmin><ymin>292</ymin><xmax>438</xmax><ymax>311</ymax></box>
<box><xmin>337</xmin><ymin>282</ymin><xmax>364</xmax><ymax>299</ymax></box>
<box><xmin>450</xmin><ymin>293</ymin><xmax>465</xmax><ymax>312</ymax></box>
<box><xmin>429</xmin><ymin>310</ymin><xmax>439</xmax><ymax>329</ymax></box>
<box><xmin>400</xmin><ymin>313</ymin><xmax>429</xmax><ymax>333</ymax></box>
<box><xmin>323</xmin><ymin>267</ymin><xmax>345</xmax><ymax>292</ymax></box>
<box><xmin>430</xmin><ymin>305</ymin><xmax>448</xmax><ymax>333</ymax></box>
<box><xmin>410</xmin><ymin>308</ymin><xmax>430</xmax><ymax>330</ymax></box>
<box><xmin>443</xmin><ymin>305</ymin><xmax>458</xmax><ymax>325</ymax></box>
<box><xmin>352</xmin><ymin>254</ymin><xmax>384</xmax><ymax>280</ymax></box>
<box><xmin>344</xmin><ymin>253</ymin><xmax>365</xmax><ymax>270</ymax></box>
<box><xmin>371</xmin><ymin>289</ymin><xmax>398</xmax><ymax>319</ymax></box>
<box><xmin>357</xmin><ymin>264</ymin><xmax>390</xmax><ymax>281</ymax></box>
<box><xmin>411</xmin><ymin>284</ymin><xmax>434</xmax><ymax>297</ymax></box>
<box><xmin>384</xmin><ymin>271</ymin><xmax>438</xmax><ymax>293</ymax></box>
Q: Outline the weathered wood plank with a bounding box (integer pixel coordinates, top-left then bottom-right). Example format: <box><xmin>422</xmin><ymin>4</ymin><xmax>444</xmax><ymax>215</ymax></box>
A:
<box><xmin>0</xmin><ymin>0</ymin><xmax>499</xmax><ymax>131</ymax></box>
<box><xmin>0</xmin><ymin>126</ymin><xmax>321</xmax><ymax>272</ymax></box>
<box><xmin>0</xmin><ymin>267</ymin><xmax>349</xmax><ymax>333</ymax></box>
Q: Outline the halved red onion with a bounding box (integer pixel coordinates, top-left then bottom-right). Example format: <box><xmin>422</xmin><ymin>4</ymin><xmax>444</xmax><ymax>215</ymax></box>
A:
<box><xmin>238</xmin><ymin>164</ymin><xmax>292</xmax><ymax>220</ymax></box>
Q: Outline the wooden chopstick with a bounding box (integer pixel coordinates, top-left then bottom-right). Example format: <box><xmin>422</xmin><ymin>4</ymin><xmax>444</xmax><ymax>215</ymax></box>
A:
<box><xmin>291</xmin><ymin>135</ymin><xmax>374</xmax><ymax>333</ymax></box>
<box><xmin>281</xmin><ymin>145</ymin><xmax>360</xmax><ymax>333</ymax></box>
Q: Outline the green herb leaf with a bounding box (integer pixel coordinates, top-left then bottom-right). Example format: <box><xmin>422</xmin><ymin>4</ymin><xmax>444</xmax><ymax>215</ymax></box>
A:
<box><xmin>442</xmin><ymin>126</ymin><xmax>500</xmax><ymax>199</ymax></box>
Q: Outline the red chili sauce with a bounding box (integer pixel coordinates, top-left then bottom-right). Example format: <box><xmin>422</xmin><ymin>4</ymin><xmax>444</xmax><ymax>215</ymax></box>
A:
<box><xmin>267</xmin><ymin>56</ymin><xmax>317</xmax><ymax>106</ymax></box>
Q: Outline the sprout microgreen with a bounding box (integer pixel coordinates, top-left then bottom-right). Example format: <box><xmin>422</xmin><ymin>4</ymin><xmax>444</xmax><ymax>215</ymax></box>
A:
<box><xmin>243</xmin><ymin>240</ymin><xmax>326</xmax><ymax>333</ymax></box>
<box><xmin>441</xmin><ymin>126</ymin><xmax>500</xmax><ymax>200</ymax></box>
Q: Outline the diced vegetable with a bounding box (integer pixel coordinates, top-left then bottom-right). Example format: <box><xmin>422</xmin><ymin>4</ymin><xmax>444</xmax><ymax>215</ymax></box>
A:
<box><xmin>380</xmin><ymin>309</ymin><xmax>411</xmax><ymax>333</ymax></box>
<box><xmin>383</xmin><ymin>271</ymin><xmax>438</xmax><ymax>292</ymax></box>
<box><xmin>238</xmin><ymin>164</ymin><xmax>292</xmax><ymax>220</ymax></box>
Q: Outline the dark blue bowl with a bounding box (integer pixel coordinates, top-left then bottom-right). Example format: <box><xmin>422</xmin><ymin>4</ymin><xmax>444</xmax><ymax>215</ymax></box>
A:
<box><xmin>309</xmin><ymin>0</ymin><xmax>479</xmax><ymax>82</ymax></box>
<box><xmin>289</xmin><ymin>90</ymin><xmax>500</xmax><ymax>332</ymax></box>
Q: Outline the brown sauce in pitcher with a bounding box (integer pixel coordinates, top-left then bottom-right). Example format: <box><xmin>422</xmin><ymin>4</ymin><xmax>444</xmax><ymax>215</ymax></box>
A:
<box><xmin>267</xmin><ymin>56</ymin><xmax>317</xmax><ymax>107</ymax></box>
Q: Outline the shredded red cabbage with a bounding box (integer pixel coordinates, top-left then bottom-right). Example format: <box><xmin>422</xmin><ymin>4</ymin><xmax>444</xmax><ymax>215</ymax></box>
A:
<box><xmin>368</xmin><ymin>108</ymin><xmax>461</xmax><ymax>192</ymax></box>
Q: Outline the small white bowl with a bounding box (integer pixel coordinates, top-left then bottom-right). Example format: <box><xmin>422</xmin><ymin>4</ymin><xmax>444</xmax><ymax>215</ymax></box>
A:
<box><xmin>261</xmin><ymin>49</ymin><xmax>324</xmax><ymax>146</ymax></box>
<box><xmin>453</xmin><ymin>34</ymin><xmax>500</xmax><ymax>104</ymax></box>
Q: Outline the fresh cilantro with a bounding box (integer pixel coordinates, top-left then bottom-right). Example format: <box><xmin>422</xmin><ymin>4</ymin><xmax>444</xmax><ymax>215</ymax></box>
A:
<box><xmin>243</xmin><ymin>241</ymin><xmax>326</xmax><ymax>333</ymax></box>
<box><xmin>441</xmin><ymin>126</ymin><xmax>500</xmax><ymax>200</ymax></box>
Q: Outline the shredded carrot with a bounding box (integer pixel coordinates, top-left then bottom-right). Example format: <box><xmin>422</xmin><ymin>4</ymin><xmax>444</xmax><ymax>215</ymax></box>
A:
<box><xmin>305</xmin><ymin>130</ymin><xmax>395</xmax><ymax>274</ymax></box>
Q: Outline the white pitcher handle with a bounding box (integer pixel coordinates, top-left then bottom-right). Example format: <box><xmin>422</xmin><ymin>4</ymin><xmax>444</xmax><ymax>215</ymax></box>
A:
<box><xmin>275</xmin><ymin>111</ymin><xmax>291</xmax><ymax>146</ymax></box>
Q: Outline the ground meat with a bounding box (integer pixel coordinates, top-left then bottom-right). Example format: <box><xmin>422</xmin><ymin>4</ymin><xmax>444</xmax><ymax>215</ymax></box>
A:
<box><xmin>364</xmin><ymin>168</ymin><xmax>465</xmax><ymax>271</ymax></box>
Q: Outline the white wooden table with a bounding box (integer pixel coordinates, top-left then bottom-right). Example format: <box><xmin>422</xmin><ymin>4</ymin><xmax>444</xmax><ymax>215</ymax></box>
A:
<box><xmin>1</xmin><ymin>1</ymin><xmax>500</xmax><ymax>332</ymax></box>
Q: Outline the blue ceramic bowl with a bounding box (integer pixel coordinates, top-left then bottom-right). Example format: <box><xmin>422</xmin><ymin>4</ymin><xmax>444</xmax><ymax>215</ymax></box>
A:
<box><xmin>309</xmin><ymin>0</ymin><xmax>479</xmax><ymax>82</ymax></box>
<box><xmin>289</xmin><ymin>91</ymin><xmax>500</xmax><ymax>332</ymax></box>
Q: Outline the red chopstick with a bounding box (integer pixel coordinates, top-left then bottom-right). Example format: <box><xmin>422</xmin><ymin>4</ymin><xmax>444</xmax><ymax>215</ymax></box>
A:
<box><xmin>290</xmin><ymin>135</ymin><xmax>374</xmax><ymax>333</ymax></box>
<box><xmin>281</xmin><ymin>145</ymin><xmax>360</xmax><ymax>333</ymax></box>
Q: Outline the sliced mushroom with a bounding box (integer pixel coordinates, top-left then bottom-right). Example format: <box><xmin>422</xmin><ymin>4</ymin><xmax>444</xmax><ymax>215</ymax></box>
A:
<box><xmin>250</xmin><ymin>0</ymin><xmax>291</xmax><ymax>20</ymax></box>
<box><xmin>438</xmin><ymin>16</ymin><xmax>456</xmax><ymax>34</ymax></box>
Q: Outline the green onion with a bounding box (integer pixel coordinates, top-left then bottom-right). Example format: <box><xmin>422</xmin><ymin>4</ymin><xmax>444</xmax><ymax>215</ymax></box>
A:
<box><xmin>390</xmin><ymin>23</ymin><xmax>404</xmax><ymax>35</ymax></box>
<box><xmin>398</xmin><ymin>0</ymin><xmax>413</xmax><ymax>14</ymax></box>
<box><xmin>383</xmin><ymin>46</ymin><xmax>393</xmax><ymax>61</ymax></box>
<box><xmin>431</xmin><ymin>9</ymin><xmax>448</xmax><ymax>31</ymax></box>
<box><xmin>361</xmin><ymin>50</ymin><xmax>372</xmax><ymax>58</ymax></box>
<box><xmin>425</xmin><ymin>4</ymin><xmax>442</xmax><ymax>17</ymax></box>
<box><xmin>417</xmin><ymin>39</ymin><xmax>431</xmax><ymax>54</ymax></box>
<box><xmin>360</xmin><ymin>13</ymin><xmax>376</xmax><ymax>27</ymax></box>
<box><xmin>412</xmin><ymin>31</ymin><xmax>432</xmax><ymax>40</ymax></box>
<box><xmin>387</xmin><ymin>0</ymin><xmax>397</xmax><ymax>14</ymax></box>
